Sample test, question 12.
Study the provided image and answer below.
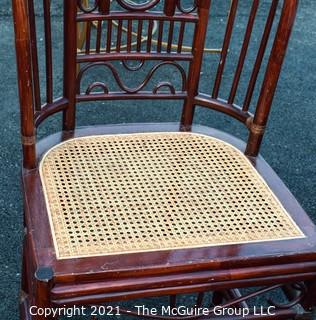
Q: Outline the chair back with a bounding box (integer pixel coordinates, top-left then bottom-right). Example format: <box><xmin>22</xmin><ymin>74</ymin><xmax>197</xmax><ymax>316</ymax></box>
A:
<box><xmin>12</xmin><ymin>0</ymin><xmax>299</xmax><ymax>169</ymax></box>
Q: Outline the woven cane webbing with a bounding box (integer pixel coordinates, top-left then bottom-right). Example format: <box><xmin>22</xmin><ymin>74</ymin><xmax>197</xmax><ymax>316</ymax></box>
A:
<box><xmin>39</xmin><ymin>132</ymin><xmax>304</xmax><ymax>259</ymax></box>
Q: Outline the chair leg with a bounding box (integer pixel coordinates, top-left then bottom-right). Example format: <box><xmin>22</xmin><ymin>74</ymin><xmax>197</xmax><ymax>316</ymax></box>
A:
<box><xmin>20</xmin><ymin>238</ymin><xmax>32</xmax><ymax>320</ymax></box>
<box><xmin>21</xmin><ymin>241</ymin><xmax>29</xmax><ymax>294</ymax></box>
<box><xmin>30</xmin><ymin>267</ymin><xmax>54</xmax><ymax>320</ymax></box>
<box><xmin>301</xmin><ymin>280</ymin><xmax>316</xmax><ymax>311</ymax></box>
<box><xmin>20</xmin><ymin>289</ymin><xmax>31</xmax><ymax>320</ymax></box>
<box><xmin>212</xmin><ymin>290</ymin><xmax>224</xmax><ymax>305</ymax></box>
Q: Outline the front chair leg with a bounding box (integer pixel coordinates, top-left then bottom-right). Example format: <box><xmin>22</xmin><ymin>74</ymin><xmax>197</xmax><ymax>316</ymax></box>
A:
<box><xmin>20</xmin><ymin>237</ymin><xmax>32</xmax><ymax>320</ymax></box>
<box><xmin>21</xmin><ymin>243</ymin><xmax>28</xmax><ymax>295</ymax></box>
<box><xmin>30</xmin><ymin>267</ymin><xmax>54</xmax><ymax>320</ymax></box>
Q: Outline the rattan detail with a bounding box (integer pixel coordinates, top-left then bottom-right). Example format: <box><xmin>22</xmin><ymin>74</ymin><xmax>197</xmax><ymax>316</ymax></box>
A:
<box><xmin>39</xmin><ymin>132</ymin><xmax>304</xmax><ymax>259</ymax></box>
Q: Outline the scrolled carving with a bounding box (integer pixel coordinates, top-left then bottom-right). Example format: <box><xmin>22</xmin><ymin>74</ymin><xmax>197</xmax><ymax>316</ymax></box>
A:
<box><xmin>85</xmin><ymin>82</ymin><xmax>109</xmax><ymax>95</ymax></box>
<box><xmin>77</xmin><ymin>61</ymin><xmax>187</xmax><ymax>95</ymax></box>
<box><xmin>153</xmin><ymin>81</ymin><xmax>176</xmax><ymax>94</ymax></box>
<box><xmin>116</xmin><ymin>0</ymin><xmax>160</xmax><ymax>12</ymax></box>
<box><xmin>177</xmin><ymin>0</ymin><xmax>197</xmax><ymax>14</ymax></box>
<box><xmin>122</xmin><ymin>60</ymin><xmax>145</xmax><ymax>71</ymax></box>
<box><xmin>77</xmin><ymin>0</ymin><xmax>99</xmax><ymax>13</ymax></box>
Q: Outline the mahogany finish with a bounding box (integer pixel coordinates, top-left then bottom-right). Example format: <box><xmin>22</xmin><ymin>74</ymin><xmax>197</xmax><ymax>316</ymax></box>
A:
<box><xmin>12</xmin><ymin>0</ymin><xmax>316</xmax><ymax>319</ymax></box>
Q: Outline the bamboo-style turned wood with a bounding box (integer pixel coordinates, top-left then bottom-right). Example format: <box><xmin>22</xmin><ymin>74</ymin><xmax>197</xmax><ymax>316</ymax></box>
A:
<box><xmin>43</xmin><ymin>0</ymin><xmax>53</xmax><ymax>104</ymax></box>
<box><xmin>12</xmin><ymin>0</ymin><xmax>302</xmax><ymax>185</ymax></box>
<box><xmin>12</xmin><ymin>0</ymin><xmax>36</xmax><ymax>169</ymax></box>
<box><xmin>228</xmin><ymin>0</ymin><xmax>259</xmax><ymax>105</ymax></box>
<box><xmin>27</xmin><ymin>0</ymin><xmax>41</xmax><ymax>112</ymax></box>
<box><xmin>212</xmin><ymin>0</ymin><xmax>239</xmax><ymax>99</ymax></box>
<box><xmin>62</xmin><ymin>0</ymin><xmax>77</xmax><ymax>131</ymax></box>
<box><xmin>243</xmin><ymin>0</ymin><xmax>279</xmax><ymax>112</ymax></box>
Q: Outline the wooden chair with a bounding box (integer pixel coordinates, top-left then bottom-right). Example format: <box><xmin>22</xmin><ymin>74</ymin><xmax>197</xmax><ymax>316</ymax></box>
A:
<box><xmin>12</xmin><ymin>0</ymin><xmax>316</xmax><ymax>319</ymax></box>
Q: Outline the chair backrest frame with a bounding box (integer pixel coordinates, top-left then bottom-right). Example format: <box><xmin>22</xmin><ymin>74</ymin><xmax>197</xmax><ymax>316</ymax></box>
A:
<box><xmin>12</xmin><ymin>0</ymin><xmax>299</xmax><ymax>169</ymax></box>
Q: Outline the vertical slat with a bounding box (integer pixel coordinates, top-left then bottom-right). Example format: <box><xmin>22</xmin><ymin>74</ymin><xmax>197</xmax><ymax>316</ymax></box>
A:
<box><xmin>98</xmin><ymin>0</ymin><xmax>110</xmax><ymax>14</ymax></box>
<box><xmin>225</xmin><ymin>289</ymin><xmax>249</xmax><ymax>308</ymax></box>
<box><xmin>243</xmin><ymin>0</ymin><xmax>279</xmax><ymax>112</ymax></box>
<box><xmin>43</xmin><ymin>0</ymin><xmax>53</xmax><ymax>103</ymax></box>
<box><xmin>196</xmin><ymin>292</ymin><xmax>204</xmax><ymax>307</ymax></box>
<box><xmin>12</xmin><ymin>0</ymin><xmax>36</xmax><ymax>169</ymax></box>
<box><xmin>127</xmin><ymin>20</ymin><xmax>132</xmax><ymax>52</ymax></box>
<box><xmin>169</xmin><ymin>295</ymin><xmax>177</xmax><ymax>308</ymax></box>
<box><xmin>106</xmin><ymin>20</ymin><xmax>112</xmax><ymax>53</ymax></box>
<box><xmin>85</xmin><ymin>21</ymin><xmax>92</xmax><ymax>54</ymax></box>
<box><xmin>167</xmin><ymin>21</ymin><xmax>175</xmax><ymax>53</ymax></box>
<box><xmin>136</xmin><ymin>20</ymin><xmax>143</xmax><ymax>52</ymax></box>
<box><xmin>164</xmin><ymin>0</ymin><xmax>177</xmax><ymax>16</ymax></box>
<box><xmin>212</xmin><ymin>0</ymin><xmax>239</xmax><ymax>99</ymax></box>
<box><xmin>116</xmin><ymin>20</ymin><xmax>123</xmax><ymax>52</ymax></box>
<box><xmin>177</xmin><ymin>22</ymin><xmax>185</xmax><ymax>53</ymax></box>
<box><xmin>157</xmin><ymin>21</ymin><xmax>163</xmax><ymax>52</ymax></box>
<box><xmin>245</xmin><ymin>0</ymin><xmax>299</xmax><ymax>157</ymax></box>
<box><xmin>228</xmin><ymin>0</ymin><xmax>259</xmax><ymax>105</ymax></box>
<box><xmin>147</xmin><ymin>20</ymin><xmax>154</xmax><ymax>52</ymax></box>
<box><xmin>27</xmin><ymin>0</ymin><xmax>41</xmax><ymax>112</ymax></box>
<box><xmin>180</xmin><ymin>0</ymin><xmax>211</xmax><ymax>129</ymax></box>
<box><xmin>96</xmin><ymin>21</ymin><xmax>102</xmax><ymax>53</ymax></box>
<box><xmin>63</xmin><ymin>0</ymin><xmax>78</xmax><ymax>131</ymax></box>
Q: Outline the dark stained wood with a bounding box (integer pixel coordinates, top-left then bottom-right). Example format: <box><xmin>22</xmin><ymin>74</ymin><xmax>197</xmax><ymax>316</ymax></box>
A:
<box><xmin>194</xmin><ymin>94</ymin><xmax>252</xmax><ymax>123</ymax></box>
<box><xmin>98</xmin><ymin>0</ymin><xmax>110</xmax><ymax>15</ymax></box>
<box><xmin>12</xmin><ymin>0</ymin><xmax>36</xmax><ymax>169</ymax></box>
<box><xmin>180</xmin><ymin>0</ymin><xmax>211</xmax><ymax>129</ymax></box>
<box><xmin>85</xmin><ymin>21</ymin><xmax>92</xmax><ymax>54</ymax></box>
<box><xmin>12</xmin><ymin>0</ymin><xmax>316</xmax><ymax>319</ymax></box>
<box><xmin>95</xmin><ymin>21</ymin><xmax>102</xmax><ymax>53</ymax></box>
<box><xmin>62</xmin><ymin>0</ymin><xmax>77</xmax><ymax>131</ymax></box>
<box><xmin>137</xmin><ymin>19</ymin><xmax>143</xmax><ymax>52</ymax></box>
<box><xmin>177</xmin><ymin>21</ymin><xmax>185</xmax><ymax>53</ymax></box>
<box><xmin>116</xmin><ymin>20</ymin><xmax>123</xmax><ymax>52</ymax></box>
<box><xmin>31</xmin><ymin>124</ymin><xmax>316</xmax><ymax>278</ymax></box>
<box><xmin>228</xmin><ymin>0</ymin><xmax>259</xmax><ymax>105</ymax></box>
<box><xmin>212</xmin><ymin>0</ymin><xmax>239</xmax><ymax>99</ymax></box>
<box><xmin>242</xmin><ymin>0</ymin><xmax>279</xmax><ymax>112</ymax></box>
<box><xmin>147</xmin><ymin>20</ymin><xmax>154</xmax><ymax>52</ymax></box>
<box><xmin>43</xmin><ymin>0</ymin><xmax>53</xmax><ymax>104</ymax></box>
<box><xmin>76</xmin><ymin>52</ymin><xmax>193</xmax><ymax>63</ymax></box>
<box><xmin>157</xmin><ymin>20</ymin><xmax>163</xmax><ymax>52</ymax></box>
<box><xmin>76</xmin><ymin>12</ymin><xmax>199</xmax><ymax>23</ymax></box>
<box><xmin>245</xmin><ymin>0</ymin><xmax>299</xmax><ymax>156</ymax></box>
<box><xmin>27</xmin><ymin>0</ymin><xmax>41</xmax><ymax>112</ymax></box>
<box><xmin>164</xmin><ymin>0</ymin><xmax>177</xmax><ymax>17</ymax></box>
<box><xmin>127</xmin><ymin>20</ymin><xmax>132</xmax><ymax>52</ymax></box>
<box><xmin>167</xmin><ymin>21</ymin><xmax>174</xmax><ymax>52</ymax></box>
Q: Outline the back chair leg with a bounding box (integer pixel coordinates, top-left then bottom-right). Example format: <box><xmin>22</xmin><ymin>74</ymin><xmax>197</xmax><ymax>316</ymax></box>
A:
<box><xmin>302</xmin><ymin>280</ymin><xmax>316</xmax><ymax>311</ymax></box>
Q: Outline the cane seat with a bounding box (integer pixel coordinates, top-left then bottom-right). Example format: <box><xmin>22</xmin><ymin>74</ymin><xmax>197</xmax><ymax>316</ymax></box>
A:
<box><xmin>39</xmin><ymin>132</ymin><xmax>304</xmax><ymax>260</ymax></box>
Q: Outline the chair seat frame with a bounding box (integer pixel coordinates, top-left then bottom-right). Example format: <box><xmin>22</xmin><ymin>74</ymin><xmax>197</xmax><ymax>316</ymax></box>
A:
<box><xmin>12</xmin><ymin>0</ymin><xmax>316</xmax><ymax>319</ymax></box>
<box><xmin>20</xmin><ymin>124</ymin><xmax>316</xmax><ymax>319</ymax></box>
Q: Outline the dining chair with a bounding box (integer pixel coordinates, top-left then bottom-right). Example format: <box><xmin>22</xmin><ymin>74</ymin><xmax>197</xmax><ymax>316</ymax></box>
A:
<box><xmin>12</xmin><ymin>0</ymin><xmax>316</xmax><ymax>319</ymax></box>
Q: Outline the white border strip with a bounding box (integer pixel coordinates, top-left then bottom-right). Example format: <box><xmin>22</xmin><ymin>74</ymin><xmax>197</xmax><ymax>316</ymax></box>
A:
<box><xmin>39</xmin><ymin>132</ymin><xmax>305</xmax><ymax>260</ymax></box>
